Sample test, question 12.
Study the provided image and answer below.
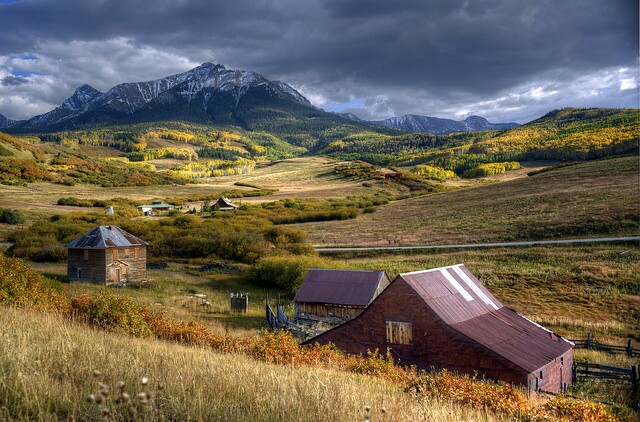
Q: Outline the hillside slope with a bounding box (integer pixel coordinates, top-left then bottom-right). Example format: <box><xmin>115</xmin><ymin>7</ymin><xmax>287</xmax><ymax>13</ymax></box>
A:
<box><xmin>295</xmin><ymin>156</ymin><xmax>639</xmax><ymax>246</ymax></box>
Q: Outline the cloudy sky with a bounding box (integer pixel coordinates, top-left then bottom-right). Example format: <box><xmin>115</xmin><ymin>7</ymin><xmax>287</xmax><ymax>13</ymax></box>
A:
<box><xmin>0</xmin><ymin>0</ymin><xmax>637</xmax><ymax>123</ymax></box>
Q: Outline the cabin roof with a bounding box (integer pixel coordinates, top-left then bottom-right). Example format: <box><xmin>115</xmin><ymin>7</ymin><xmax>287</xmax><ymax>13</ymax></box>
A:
<box><xmin>137</xmin><ymin>200</ymin><xmax>174</xmax><ymax>209</ymax></box>
<box><xmin>294</xmin><ymin>268</ymin><xmax>387</xmax><ymax>307</ymax></box>
<box><xmin>398</xmin><ymin>264</ymin><xmax>573</xmax><ymax>372</ymax></box>
<box><xmin>217</xmin><ymin>197</ymin><xmax>238</xmax><ymax>208</ymax></box>
<box><xmin>65</xmin><ymin>225</ymin><xmax>148</xmax><ymax>249</ymax></box>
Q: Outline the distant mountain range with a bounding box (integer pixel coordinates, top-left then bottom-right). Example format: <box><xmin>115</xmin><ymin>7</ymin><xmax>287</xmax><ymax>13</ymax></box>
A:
<box><xmin>0</xmin><ymin>63</ymin><xmax>521</xmax><ymax>135</ymax></box>
<box><xmin>3</xmin><ymin>63</ymin><xmax>321</xmax><ymax>131</ymax></box>
<box><xmin>338</xmin><ymin>113</ymin><xmax>519</xmax><ymax>134</ymax></box>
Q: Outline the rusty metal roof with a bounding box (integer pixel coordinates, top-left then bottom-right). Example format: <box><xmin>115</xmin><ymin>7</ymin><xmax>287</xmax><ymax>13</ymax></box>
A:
<box><xmin>401</xmin><ymin>264</ymin><xmax>503</xmax><ymax>324</ymax></box>
<box><xmin>399</xmin><ymin>264</ymin><xmax>573</xmax><ymax>372</ymax></box>
<box><xmin>452</xmin><ymin>308</ymin><xmax>573</xmax><ymax>372</ymax></box>
<box><xmin>65</xmin><ymin>226</ymin><xmax>148</xmax><ymax>249</ymax></box>
<box><xmin>294</xmin><ymin>269</ymin><xmax>387</xmax><ymax>307</ymax></box>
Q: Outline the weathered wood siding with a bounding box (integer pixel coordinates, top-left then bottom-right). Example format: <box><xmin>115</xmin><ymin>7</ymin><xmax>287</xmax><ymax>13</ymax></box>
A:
<box><xmin>296</xmin><ymin>302</ymin><xmax>365</xmax><ymax>321</ymax></box>
<box><xmin>67</xmin><ymin>247</ymin><xmax>146</xmax><ymax>284</ymax></box>
<box><xmin>67</xmin><ymin>248</ymin><xmax>106</xmax><ymax>283</ymax></box>
<box><xmin>527</xmin><ymin>349</ymin><xmax>573</xmax><ymax>393</ymax></box>
<box><xmin>105</xmin><ymin>247</ymin><xmax>147</xmax><ymax>284</ymax></box>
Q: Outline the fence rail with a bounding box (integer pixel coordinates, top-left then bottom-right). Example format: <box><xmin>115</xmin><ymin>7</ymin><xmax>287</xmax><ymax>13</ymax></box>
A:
<box><xmin>572</xmin><ymin>362</ymin><xmax>639</xmax><ymax>389</ymax></box>
<box><xmin>569</xmin><ymin>333</ymin><xmax>638</xmax><ymax>358</ymax></box>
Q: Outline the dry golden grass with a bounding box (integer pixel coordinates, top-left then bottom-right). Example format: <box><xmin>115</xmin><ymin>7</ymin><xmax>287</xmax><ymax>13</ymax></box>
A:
<box><xmin>296</xmin><ymin>156</ymin><xmax>639</xmax><ymax>246</ymax></box>
<box><xmin>0</xmin><ymin>306</ymin><xmax>503</xmax><ymax>421</ymax></box>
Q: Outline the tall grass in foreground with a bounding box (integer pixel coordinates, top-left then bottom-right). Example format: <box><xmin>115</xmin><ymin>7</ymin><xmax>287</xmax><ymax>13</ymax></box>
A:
<box><xmin>0</xmin><ymin>307</ymin><xmax>499</xmax><ymax>422</ymax></box>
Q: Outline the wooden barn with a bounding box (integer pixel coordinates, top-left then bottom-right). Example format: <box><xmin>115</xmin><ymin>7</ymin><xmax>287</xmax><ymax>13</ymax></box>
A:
<box><xmin>294</xmin><ymin>269</ymin><xmax>390</xmax><ymax>328</ymax></box>
<box><xmin>305</xmin><ymin>264</ymin><xmax>574</xmax><ymax>393</ymax></box>
<box><xmin>65</xmin><ymin>225</ymin><xmax>148</xmax><ymax>285</ymax></box>
<box><xmin>215</xmin><ymin>197</ymin><xmax>239</xmax><ymax>211</ymax></box>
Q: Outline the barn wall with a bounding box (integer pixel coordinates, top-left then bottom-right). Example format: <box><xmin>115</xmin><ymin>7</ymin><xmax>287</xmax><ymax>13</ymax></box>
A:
<box><xmin>67</xmin><ymin>248</ymin><xmax>107</xmax><ymax>283</ymax></box>
<box><xmin>296</xmin><ymin>302</ymin><xmax>364</xmax><ymax>320</ymax></box>
<box><xmin>527</xmin><ymin>348</ymin><xmax>573</xmax><ymax>393</ymax></box>
<box><xmin>310</xmin><ymin>278</ymin><xmax>530</xmax><ymax>385</ymax></box>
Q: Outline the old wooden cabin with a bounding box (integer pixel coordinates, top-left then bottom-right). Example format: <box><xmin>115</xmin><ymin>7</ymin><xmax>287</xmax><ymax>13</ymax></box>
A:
<box><xmin>65</xmin><ymin>225</ymin><xmax>148</xmax><ymax>285</ymax></box>
<box><xmin>294</xmin><ymin>269</ymin><xmax>390</xmax><ymax>329</ymax></box>
<box><xmin>304</xmin><ymin>264</ymin><xmax>574</xmax><ymax>393</ymax></box>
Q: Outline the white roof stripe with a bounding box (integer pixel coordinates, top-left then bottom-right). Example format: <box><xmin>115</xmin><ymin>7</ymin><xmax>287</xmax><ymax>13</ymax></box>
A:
<box><xmin>401</xmin><ymin>264</ymin><xmax>464</xmax><ymax>276</ymax></box>
<box><xmin>452</xmin><ymin>265</ymin><xmax>499</xmax><ymax>310</ymax></box>
<box><xmin>439</xmin><ymin>268</ymin><xmax>474</xmax><ymax>301</ymax></box>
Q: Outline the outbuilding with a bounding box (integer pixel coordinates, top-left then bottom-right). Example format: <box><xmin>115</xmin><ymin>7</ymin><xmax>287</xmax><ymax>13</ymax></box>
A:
<box><xmin>215</xmin><ymin>197</ymin><xmax>239</xmax><ymax>211</ymax></box>
<box><xmin>294</xmin><ymin>269</ymin><xmax>390</xmax><ymax>328</ymax></box>
<box><xmin>137</xmin><ymin>199</ymin><xmax>175</xmax><ymax>215</ymax></box>
<box><xmin>65</xmin><ymin>225</ymin><xmax>148</xmax><ymax>285</ymax></box>
<box><xmin>305</xmin><ymin>264</ymin><xmax>573</xmax><ymax>393</ymax></box>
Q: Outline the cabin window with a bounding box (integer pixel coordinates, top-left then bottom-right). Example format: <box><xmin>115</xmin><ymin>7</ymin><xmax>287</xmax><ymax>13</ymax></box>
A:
<box><xmin>386</xmin><ymin>321</ymin><xmax>413</xmax><ymax>345</ymax></box>
<box><xmin>122</xmin><ymin>267</ymin><xmax>127</xmax><ymax>275</ymax></box>
<box><xmin>76</xmin><ymin>268</ymin><xmax>82</xmax><ymax>279</ymax></box>
<box><xmin>83</xmin><ymin>250</ymin><xmax>89</xmax><ymax>261</ymax></box>
<box><xmin>134</xmin><ymin>248</ymin><xmax>139</xmax><ymax>259</ymax></box>
<box><xmin>113</xmin><ymin>249</ymin><xmax>119</xmax><ymax>260</ymax></box>
<box><xmin>124</xmin><ymin>248</ymin><xmax>129</xmax><ymax>257</ymax></box>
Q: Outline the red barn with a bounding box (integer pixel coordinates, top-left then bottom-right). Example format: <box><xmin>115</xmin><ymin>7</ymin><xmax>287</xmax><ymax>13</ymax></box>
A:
<box><xmin>305</xmin><ymin>264</ymin><xmax>573</xmax><ymax>393</ymax></box>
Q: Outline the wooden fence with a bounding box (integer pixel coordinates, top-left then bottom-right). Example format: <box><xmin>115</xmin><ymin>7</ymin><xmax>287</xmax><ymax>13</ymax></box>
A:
<box><xmin>572</xmin><ymin>362</ymin><xmax>640</xmax><ymax>389</ymax></box>
<box><xmin>569</xmin><ymin>333</ymin><xmax>639</xmax><ymax>358</ymax></box>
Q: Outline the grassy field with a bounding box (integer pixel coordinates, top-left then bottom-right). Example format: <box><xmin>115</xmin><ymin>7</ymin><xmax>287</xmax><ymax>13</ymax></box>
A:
<box><xmin>0</xmin><ymin>306</ymin><xmax>506</xmax><ymax>422</ymax></box>
<box><xmin>29</xmin><ymin>262</ymin><xmax>276</xmax><ymax>334</ymax></box>
<box><xmin>295</xmin><ymin>156</ymin><xmax>639</xmax><ymax>246</ymax></box>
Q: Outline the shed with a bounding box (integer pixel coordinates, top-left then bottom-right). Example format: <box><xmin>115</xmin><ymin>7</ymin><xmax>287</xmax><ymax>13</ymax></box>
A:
<box><xmin>215</xmin><ymin>197</ymin><xmax>239</xmax><ymax>211</ymax></box>
<box><xmin>137</xmin><ymin>199</ymin><xmax>175</xmax><ymax>215</ymax></box>
<box><xmin>305</xmin><ymin>264</ymin><xmax>574</xmax><ymax>393</ymax></box>
<box><xmin>294</xmin><ymin>269</ymin><xmax>390</xmax><ymax>327</ymax></box>
<box><xmin>65</xmin><ymin>225</ymin><xmax>148</xmax><ymax>285</ymax></box>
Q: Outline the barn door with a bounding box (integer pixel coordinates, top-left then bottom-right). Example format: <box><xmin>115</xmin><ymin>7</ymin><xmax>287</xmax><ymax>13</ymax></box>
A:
<box><xmin>115</xmin><ymin>268</ymin><xmax>121</xmax><ymax>282</ymax></box>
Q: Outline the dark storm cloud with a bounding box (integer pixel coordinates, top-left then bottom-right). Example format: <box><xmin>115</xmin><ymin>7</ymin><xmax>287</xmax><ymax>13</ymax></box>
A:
<box><xmin>0</xmin><ymin>0</ymin><xmax>637</xmax><ymax>121</ymax></box>
<box><xmin>1</xmin><ymin>75</ymin><xmax>28</xmax><ymax>86</ymax></box>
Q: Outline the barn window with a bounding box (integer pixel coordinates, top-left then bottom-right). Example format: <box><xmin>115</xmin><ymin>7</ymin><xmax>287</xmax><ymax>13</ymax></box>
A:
<box><xmin>113</xmin><ymin>249</ymin><xmax>119</xmax><ymax>260</ymax></box>
<box><xmin>386</xmin><ymin>321</ymin><xmax>412</xmax><ymax>345</ymax></box>
<box><xmin>83</xmin><ymin>250</ymin><xmax>89</xmax><ymax>260</ymax></box>
<box><xmin>123</xmin><ymin>248</ymin><xmax>129</xmax><ymax>257</ymax></box>
<box><xmin>76</xmin><ymin>268</ymin><xmax>82</xmax><ymax>279</ymax></box>
<box><xmin>134</xmin><ymin>248</ymin><xmax>139</xmax><ymax>259</ymax></box>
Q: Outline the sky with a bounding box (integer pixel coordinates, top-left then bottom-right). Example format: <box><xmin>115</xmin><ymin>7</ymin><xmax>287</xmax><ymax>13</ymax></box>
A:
<box><xmin>0</xmin><ymin>0</ymin><xmax>637</xmax><ymax>123</ymax></box>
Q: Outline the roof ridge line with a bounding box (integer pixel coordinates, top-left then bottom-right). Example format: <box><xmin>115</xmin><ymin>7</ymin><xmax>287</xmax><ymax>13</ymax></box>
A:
<box><xmin>400</xmin><ymin>263</ymin><xmax>464</xmax><ymax>276</ymax></box>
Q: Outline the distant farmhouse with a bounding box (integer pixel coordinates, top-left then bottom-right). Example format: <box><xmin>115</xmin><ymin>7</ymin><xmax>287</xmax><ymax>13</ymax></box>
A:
<box><xmin>137</xmin><ymin>199</ymin><xmax>175</xmax><ymax>215</ymax></box>
<box><xmin>215</xmin><ymin>197</ymin><xmax>239</xmax><ymax>211</ymax></box>
<box><xmin>65</xmin><ymin>225</ymin><xmax>148</xmax><ymax>285</ymax></box>
<box><xmin>294</xmin><ymin>269</ymin><xmax>390</xmax><ymax>329</ymax></box>
<box><xmin>303</xmin><ymin>264</ymin><xmax>574</xmax><ymax>393</ymax></box>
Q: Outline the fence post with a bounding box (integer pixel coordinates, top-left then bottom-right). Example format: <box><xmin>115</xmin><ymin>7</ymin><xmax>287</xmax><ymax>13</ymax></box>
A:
<box><xmin>572</xmin><ymin>363</ymin><xmax>577</xmax><ymax>382</ymax></box>
<box><xmin>632</xmin><ymin>365</ymin><xmax>639</xmax><ymax>391</ymax></box>
<box><xmin>586</xmin><ymin>333</ymin><xmax>592</xmax><ymax>350</ymax></box>
<box><xmin>627</xmin><ymin>339</ymin><xmax>633</xmax><ymax>358</ymax></box>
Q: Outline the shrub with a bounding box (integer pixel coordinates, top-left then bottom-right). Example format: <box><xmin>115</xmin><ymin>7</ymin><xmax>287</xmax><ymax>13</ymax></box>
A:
<box><xmin>0</xmin><ymin>208</ymin><xmax>25</xmax><ymax>224</ymax></box>
<box><xmin>251</xmin><ymin>255</ymin><xmax>339</xmax><ymax>296</ymax></box>
<box><xmin>69</xmin><ymin>292</ymin><xmax>153</xmax><ymax>337</ymax></box>
<box><xmin>0</xmin><ymin>253</ymin><xmax>67</xmax><ymax>311</ymax></box>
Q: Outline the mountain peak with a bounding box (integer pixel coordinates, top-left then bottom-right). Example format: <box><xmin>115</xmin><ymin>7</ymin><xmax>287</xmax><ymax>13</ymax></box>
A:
<box><xmin>373</xmin><ymin>114</ymin><xmax>519</xmax><ymax>134</ymax></box>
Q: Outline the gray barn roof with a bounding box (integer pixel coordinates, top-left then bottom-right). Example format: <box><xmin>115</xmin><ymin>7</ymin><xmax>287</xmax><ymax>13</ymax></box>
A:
<box><xmin>65</xmin><ymin>226</ymin><xmax>148</xmax><ymax>249</ymax></box>
<box><xmin>398</xmin><ymin>264</ymin><xmax>573</xmax><ymax>373</ymax></box>
<box><xmin>294</xmin><ymin>269</ymin><xmax>387</xmax><ymax>307</ymax></box>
